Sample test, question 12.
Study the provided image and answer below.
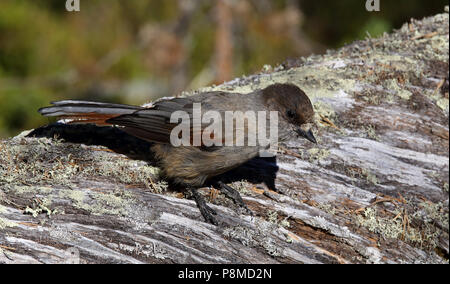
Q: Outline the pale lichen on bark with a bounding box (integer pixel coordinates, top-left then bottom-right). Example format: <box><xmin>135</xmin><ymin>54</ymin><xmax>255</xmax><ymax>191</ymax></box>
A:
<box><xmin>0</xmin><ymin>9</ymin><xmax>448</xmax><ymax>263</ymax></box>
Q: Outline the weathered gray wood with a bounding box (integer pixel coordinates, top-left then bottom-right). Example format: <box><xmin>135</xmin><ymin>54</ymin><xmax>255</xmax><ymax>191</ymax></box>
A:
<box><xmin>0</xmin><ymin>9</ymin><xmax>448</xmax><ymax>264</ymax></box>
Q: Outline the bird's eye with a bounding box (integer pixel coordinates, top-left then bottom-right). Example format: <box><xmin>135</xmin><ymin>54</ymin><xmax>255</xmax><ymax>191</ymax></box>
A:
<box><xmin>286</xmin><ymin>110</ymin><xmax>296</xmax><ymax>119</ymax></box>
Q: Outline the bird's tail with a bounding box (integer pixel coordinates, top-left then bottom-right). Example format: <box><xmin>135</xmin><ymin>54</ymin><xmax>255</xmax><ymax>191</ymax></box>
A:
<box><xmin>38</xmin><ymin>100</ymin><xmax>144</xmax><ymax>125</ymax></box>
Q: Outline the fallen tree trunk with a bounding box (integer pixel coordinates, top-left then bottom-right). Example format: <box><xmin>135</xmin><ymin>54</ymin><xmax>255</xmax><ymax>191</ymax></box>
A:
<box><xmin>0</xmin><ymin>9</ymin><xmax>448</xmax><ymax>264</ymax></box>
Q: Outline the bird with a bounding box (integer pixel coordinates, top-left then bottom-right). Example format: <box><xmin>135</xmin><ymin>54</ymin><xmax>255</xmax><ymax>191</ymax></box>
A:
<box><xmin>38</xmin><ymin>83</ymin><xmax>317</xmax><ymax>224</ymax></box>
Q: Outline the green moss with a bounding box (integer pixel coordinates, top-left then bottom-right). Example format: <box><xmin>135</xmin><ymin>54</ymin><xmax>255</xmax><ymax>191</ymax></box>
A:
<box><xmin>0</xmin><ymin>136</ymin><xmax>160</xmax><ymax>192</ymax></box>
<box><xmin>90</xmin><ymin>191</ymin><xmax>133</xmax><ymax>216</ymax></box>
<box><xmin>222</xmin><ymin>224</ymin><xmax>281</xmax><ymax>256</ymax></box>
<box><xmin>384</xmin><ymin>79</ymin><xmax>412</xmax><ymax>100</ymax></box>
<box><xmin>280</xmin><ymin>219</ymin><xmax>290</xmax><ymax>228</ymax></box>
<box><xmin>0</xmin><ymin>205</ymin><xmax>17</xmax><ymax>229</ymax></box>
<box><xmin>91</xmin><ymin>157</ymin><xmax>160</xmax><ymax>190</ymax></box>
<box><xmin>363</xmin><ymin>169</ymin><xmax>379</xmax><ymax>186</ymax></box>
<box><xmin>415</xmin><ymin>201</ymin><xmax>449</xmax><ymax>229</ymax></box>
<box><xmin>266</xmin><ymin>210</ymin><xmax>290</xmax><ymax>228</ymax></box>
<box><xmin>229</xmin><ymin>180</ymin><xmax>252</xmax><ymax>195</ymax></box>
<box><xmin>356</xmin><ymin>207</ymin><xmax>420</xmax><ymax>241</ymax></box>
<box><xmin>356</xmin><ymin>205</ymin><xmax>445</xmax><ymax>249</ymax></box>
<box><xmin>267</xmin><ymin>210</ymin><xmax>278</xmax><ymax>224</ymax></box>
<box><xmin>261</xmin><ymin>240</ymin><xmax>281</xmax><ymax>257</ymax></box>
<box><xmin>0</xmin><ymin>137</ymin><xmax>81</xmax><ymax>186</ymax></box>
<box><xmin>24</xmin><ymin>198</ymin><xmax>57</xmax><ymax>218</ymax></box>
<box><xmin>363</xmin><ymin>125</ymin><xmax>380</xmax><ymax>141</ymax></box>
<box><xmin>0</xmin><ymin>135</ymin><xmax>164</xmax><ymax>218</ymax></box>
<box><xmin>436</xmin><ymin>97</ymin><xmax>449</xmax><ymax>112</ymax></box>
<box><xmin>59</xmin><ymin>188</ymin><xmax>134</xmax><ymax>217</ymax></box>
<box><xmin>385</xmin><ymin>94</ymin><xmax>396</xmax><ymax>104</ymax></box>
<box><xmin>313</xmin><ymin>101</ymin><xmax>336</xmax><ymax>123</ymax></box>
<box><xmin>151</xmin><ymin>180</ymin><xmax>169</xmax><ymax>194</ymax></box>
<box><xmin>0</xmin><ymin>217</ymin><xmax>17</xmax><ymax>230</ymax></box>
<box><xmin>347</xmin><ymin>167</ymin><xmax>378</xmax><ymax>186</ymax></box>
<box><xmin>317</xmin><ymin>203</ymin><xmax>337</xmax><ymax>215</ymax></box>
<box><xmin>223</xmin><ymin>226</ymin><xmax>257</xmax><ymax>247</ymax></box>
<box><xmin>59</xmin><ymin>190</ymin><xmax>86</xmax><ymax>205</ymax></box>
<box><xmin>201</xmin><ymin>64</ymin><xmax>358</xmax><ymax>101</ymax></box>
<box><xmin>307</xmin><ymin>148</ymin><xmax>330</xmax><ymax>162</ymax></box>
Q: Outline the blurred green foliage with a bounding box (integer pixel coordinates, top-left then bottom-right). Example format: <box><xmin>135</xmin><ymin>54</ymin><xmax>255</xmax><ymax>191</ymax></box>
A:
<box><xmin>300</xmin><ymin>0</ymin><xmax>448</xmax><ymax>46</ymax></box>
<box><xmin>0</xmin><ymin>0</ymin><xmax>448</xmax><ymax>137</ymax></box>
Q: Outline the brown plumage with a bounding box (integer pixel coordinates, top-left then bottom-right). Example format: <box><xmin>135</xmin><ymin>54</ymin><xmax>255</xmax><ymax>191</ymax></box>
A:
<box><xmin>38</xmin><ymin>83</ymin><xmax>316</xmax><ymax>224</ymax></box>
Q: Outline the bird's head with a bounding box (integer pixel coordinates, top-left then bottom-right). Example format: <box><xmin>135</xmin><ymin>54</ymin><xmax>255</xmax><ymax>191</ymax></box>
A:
<box><xmin>262</xmin><ymin>83</ymin><xmax>317</xmax><ymax>143</ymax></box>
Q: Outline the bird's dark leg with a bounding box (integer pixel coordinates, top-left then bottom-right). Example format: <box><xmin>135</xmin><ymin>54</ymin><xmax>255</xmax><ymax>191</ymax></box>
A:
<box><xmin>216</xmin><ymin>181</ymin><xmax>252</xmax><ymax>215</ymax></box>
<box><xmin>190</xmin><ymin>188</ymin><xmax>218</xmax><ymax>225</ymax></box>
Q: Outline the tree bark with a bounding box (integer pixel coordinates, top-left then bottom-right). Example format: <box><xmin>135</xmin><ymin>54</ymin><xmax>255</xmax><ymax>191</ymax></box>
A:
<box><xmin>0</xmin><ymin>9</ymin><xmax>448</xmax><ymax>264</ymax></box>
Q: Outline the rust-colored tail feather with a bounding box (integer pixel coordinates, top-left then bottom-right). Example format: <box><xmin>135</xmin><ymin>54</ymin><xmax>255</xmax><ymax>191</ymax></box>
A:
<box><xmin>39</xmin><ymin>100</ymin><xmax>144</xmax><ymax>126</ymax></box>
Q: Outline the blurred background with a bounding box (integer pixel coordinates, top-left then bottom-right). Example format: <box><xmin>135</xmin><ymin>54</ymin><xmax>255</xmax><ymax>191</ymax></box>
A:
<box><xmin>0</xmin><ymin>0</ymin><xmax>448</xmax><ymax>137</ymax></box>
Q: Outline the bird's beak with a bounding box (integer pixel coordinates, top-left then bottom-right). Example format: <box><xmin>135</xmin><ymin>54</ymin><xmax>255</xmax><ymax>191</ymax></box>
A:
<box><xmin>296</xmin><ymin>128</ymin><xmax>317</xmax><ymax>144</ymax></box>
